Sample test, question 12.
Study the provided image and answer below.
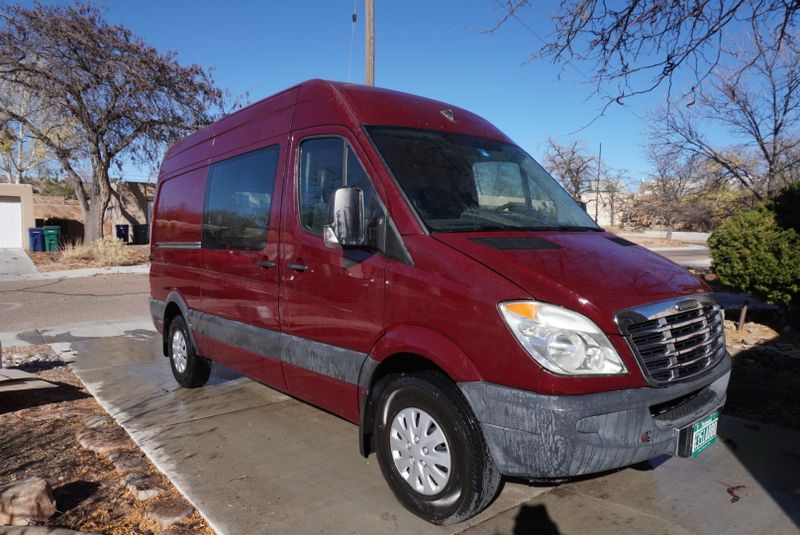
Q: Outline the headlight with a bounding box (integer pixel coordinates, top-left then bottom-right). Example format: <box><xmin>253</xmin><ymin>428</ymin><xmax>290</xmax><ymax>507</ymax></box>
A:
<box><xmin>499</xmin><ymin>301</ymin><xmax>627</xmax><ymax>375</ymax></box>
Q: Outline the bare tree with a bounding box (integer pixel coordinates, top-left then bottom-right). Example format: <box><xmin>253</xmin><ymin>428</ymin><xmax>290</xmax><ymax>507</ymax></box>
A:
<box><xmin>0</xmin><ymin>83</ymin><xmax>53</xmax><ymax>183</ymax></box>
<box><xmin>653</xmin><ymin>29</ymin><xmax>800</xmax><ymax>201</ymax></box>
<box><xmin>597</xmin><ymin>169</ymin><xmax>628</xmax><ymax>227</ymax></box>
<box><xmin>543</xmin><ymin>138</ymin><xmax>595</xmax><ymax>199</ymax></box>
<box><xmin>0</xmin><ymin>2</ymin><xmax>222</xmax><ymax>241</ymax></box>
<box><xmin>492</xmin><ymin>1</ymin><xmax>800</xmax><ymax>105</ymax></box>
<box><xmin>637</xmin><ymin>148</ymin><xmax>702</xmax><ymax>239</ymax></box>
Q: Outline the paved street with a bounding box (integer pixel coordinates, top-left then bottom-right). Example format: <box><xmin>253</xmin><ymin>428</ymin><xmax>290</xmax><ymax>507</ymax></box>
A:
<box><xmin>0</xmin><ymin>273</ymin><xmax>149</xmax><ymax>332</ymax></box>
<box><xmin>655</xmin><ymin>246</ymin><xmax>712</xmax><ymax>268</ymax></box>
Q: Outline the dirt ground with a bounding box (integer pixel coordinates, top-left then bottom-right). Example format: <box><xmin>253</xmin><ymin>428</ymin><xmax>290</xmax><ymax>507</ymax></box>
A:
<box><xmin>0</xmin><ymin>345</ymin><xmax>212</xmax><ymax>534</ymax></box>
<box><xmin>27</xmin><ymin>245</ymin><xmax>149</xmax><ymax>272</ymax></box>
<box><xmin>723</xmin><ymin>319</ymin><xmax>800</xmax><ymax>430</ymax></box>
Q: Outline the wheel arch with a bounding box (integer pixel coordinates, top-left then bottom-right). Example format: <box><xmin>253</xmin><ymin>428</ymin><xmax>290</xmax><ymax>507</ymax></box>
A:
<box><xmin>161</xmin><ymin>291</ymin><xmax>200</xmax><ymax>358</ymax></box>
<box><xmin>357</xmin><ymin>325</ymin><xmax>483</xmax><ymax>457</ymax></box>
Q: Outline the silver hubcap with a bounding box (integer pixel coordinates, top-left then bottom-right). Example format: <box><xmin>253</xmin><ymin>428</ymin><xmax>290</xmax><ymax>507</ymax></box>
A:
<box><xmin>171</xmin><ymin>329</ymin><xmax>188</xmax><ymax>373</ymax></box>
<box><xmin>389</xmin><ymin>407</ymin><xmax>451</xmax><ymax>496</ymax></box>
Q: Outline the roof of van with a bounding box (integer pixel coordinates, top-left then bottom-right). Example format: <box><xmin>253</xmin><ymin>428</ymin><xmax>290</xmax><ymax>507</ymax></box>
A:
<box><xmin>161</xmin><ymin>79</ymin><xmax>511</xmax><ymax>173</ymax></box>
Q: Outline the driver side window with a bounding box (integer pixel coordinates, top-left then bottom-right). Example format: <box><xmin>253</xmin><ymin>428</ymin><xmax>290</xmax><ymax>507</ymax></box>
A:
<box><xmin>298</xmin><ymin>137</ymin><xmax>382</xmax><ymax>238</ymax></box>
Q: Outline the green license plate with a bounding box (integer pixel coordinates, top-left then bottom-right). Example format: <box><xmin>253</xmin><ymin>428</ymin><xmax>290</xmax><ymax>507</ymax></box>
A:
<box><xmin>690</xmin><ymin>412</ymin><xmax>719</xmax><ymax>457</ymax></box>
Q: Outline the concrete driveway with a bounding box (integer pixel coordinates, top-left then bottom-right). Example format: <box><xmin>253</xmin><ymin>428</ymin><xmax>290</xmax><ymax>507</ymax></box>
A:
<box><xmin>0</xmin><ymin>248</ymin><xmax>37</xmax><ymax>277</ymax></box>
<box><xmin>53</xmin><ymin>324</ymin><xmax>799</xmax><ymax>535</ymax></box>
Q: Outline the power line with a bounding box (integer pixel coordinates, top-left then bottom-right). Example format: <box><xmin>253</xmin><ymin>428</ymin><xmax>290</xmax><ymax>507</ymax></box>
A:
<box><xmin>503</xmin><ymin>6</ymin><xmax>649</xmax><ymax>129</ymax></box>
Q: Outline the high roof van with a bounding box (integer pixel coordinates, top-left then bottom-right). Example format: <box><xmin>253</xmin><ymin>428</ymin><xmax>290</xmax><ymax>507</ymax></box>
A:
<box><xmin>149</xmin><ymin>79</ymin><xmax>730</xmax><ymax>524</ymax></box>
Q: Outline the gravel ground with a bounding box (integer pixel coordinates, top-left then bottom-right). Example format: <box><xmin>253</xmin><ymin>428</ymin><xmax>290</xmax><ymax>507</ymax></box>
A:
<box><xmin>0</xmin><ymin>345</ymin><xmax>213</xmax><ymax>534</ymax></box>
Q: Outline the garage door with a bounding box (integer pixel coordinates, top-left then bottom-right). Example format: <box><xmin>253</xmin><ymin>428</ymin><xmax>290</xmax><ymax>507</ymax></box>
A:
<box><xmin>0</xmin><ymin>198</ymin><xmax>23</xmax><ymax>249</ymax></box>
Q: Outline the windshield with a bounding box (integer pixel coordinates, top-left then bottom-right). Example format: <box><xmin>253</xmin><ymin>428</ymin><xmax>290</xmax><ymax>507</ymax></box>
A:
<box><xmin>367</xmin><ymin>127</ymin><xmax>601</xmax><ymax>233</ymax></box>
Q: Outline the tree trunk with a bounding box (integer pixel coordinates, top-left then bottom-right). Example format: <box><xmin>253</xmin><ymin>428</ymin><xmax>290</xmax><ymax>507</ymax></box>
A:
<box><xmin>85</xmin><ymin>171</ymin><xmax>112</xmax><ymax>242</ymax></box>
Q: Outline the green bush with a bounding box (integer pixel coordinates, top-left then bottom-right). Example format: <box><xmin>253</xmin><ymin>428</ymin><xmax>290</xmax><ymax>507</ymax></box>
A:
<box><xmin>709</xmin><ymin>186</ymin><xmax>800</xmax><ymax>305</ymax></box>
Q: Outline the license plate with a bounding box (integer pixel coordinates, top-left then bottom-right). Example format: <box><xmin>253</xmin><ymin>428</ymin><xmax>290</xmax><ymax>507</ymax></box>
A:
<box><xmin>689</xmin><ymin>412</ymin><xmax>719</xmax><ymax>457</ymax></box>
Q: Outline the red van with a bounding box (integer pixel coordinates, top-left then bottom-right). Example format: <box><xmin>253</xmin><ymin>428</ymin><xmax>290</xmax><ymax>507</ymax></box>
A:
<box><xmin>149</xmin><ymin>79</ymin><xmax>730</xmax><ymax>524</ymax></box>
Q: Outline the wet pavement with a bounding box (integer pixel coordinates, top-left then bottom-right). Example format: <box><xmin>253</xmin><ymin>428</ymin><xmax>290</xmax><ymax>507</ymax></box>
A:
<box><xmin>35</xmin><ymin>325</ymin><xmax>800</xmax><ymax>534</ymax></box>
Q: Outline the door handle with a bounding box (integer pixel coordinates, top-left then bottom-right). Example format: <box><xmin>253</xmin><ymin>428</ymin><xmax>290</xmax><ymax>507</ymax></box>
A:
<box><xmin>257</xmin><ymin>261</ymin><xmax>276</xmax><ymax>269</ymax></box>
<box><xmin>287</xmin><ymin>262</ymin><xmax>309</xmax><ymax>272</ymax></box>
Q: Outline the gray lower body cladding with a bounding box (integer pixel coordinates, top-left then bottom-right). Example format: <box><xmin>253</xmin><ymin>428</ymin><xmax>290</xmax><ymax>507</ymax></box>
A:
<box><xmin>458</xmin><ymin>354</ymin><xmax>731</xmax><ymax>479</ymax></box>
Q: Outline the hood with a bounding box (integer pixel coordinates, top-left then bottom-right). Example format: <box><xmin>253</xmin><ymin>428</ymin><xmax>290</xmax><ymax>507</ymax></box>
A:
<box><xmin>433</xmin><ymin>231</ymin><xmax>709</xmax><ymax>334</ymax></box>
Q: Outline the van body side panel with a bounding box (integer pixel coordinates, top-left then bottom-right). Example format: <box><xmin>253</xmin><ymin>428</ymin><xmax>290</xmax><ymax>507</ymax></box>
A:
<box><xmin>383</xmin><ymin>235</ymin><xmax>542</xmax><ymax>391</ymax></box>
<box><xmin>158</xmin><ymin>127</ymin><xmax>214</xmax><ymax>179</ymax></box>
<box><xmin>150</xmin><ymin>164</ymin><xmax>207</xmax><ymax>349</ymax></box>
<box><xmin>210</xmin><ymin>88</ymin><xmax>298</xmax><ymax>163</ymax></box>
<box><xmin>282</xmin><ymin>363</ymin><xmax>359</xmax><ymax>422</ymax></box>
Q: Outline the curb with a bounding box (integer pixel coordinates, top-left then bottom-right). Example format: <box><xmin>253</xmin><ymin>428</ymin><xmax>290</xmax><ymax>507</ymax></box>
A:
<box><xmin>2</xmin><ymin>264</ymin><xmax>149</xmax><ymax>281</ymax></box>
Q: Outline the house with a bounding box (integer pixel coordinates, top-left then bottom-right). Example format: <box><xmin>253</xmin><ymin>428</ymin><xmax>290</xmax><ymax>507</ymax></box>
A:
<box><xmin>0</xmin><ymin>180</ymin><xmax>154</xmax><ymax>248</ymax></box>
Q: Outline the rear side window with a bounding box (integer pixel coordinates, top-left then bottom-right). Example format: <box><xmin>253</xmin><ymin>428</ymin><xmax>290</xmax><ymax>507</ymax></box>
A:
<box><xmin>298</xmin><ymin>138</ymin><xmax>381</xmax><ymax>235</ymax></box>
<box><xmin>202</xmin><ymin>145</ymin><xmax>279</xmax><ymax>250</ymax></box>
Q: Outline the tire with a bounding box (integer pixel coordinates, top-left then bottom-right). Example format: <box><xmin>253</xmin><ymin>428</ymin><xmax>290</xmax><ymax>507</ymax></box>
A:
<box><xmin>373</xmin><ymin>372</ymin><xmax>501</xmax><ymax>525</ymax></box>
<box><xmin>167</xmin><ymin>315</ymin><xmax>211</xmax><ymax>388</ymax></box>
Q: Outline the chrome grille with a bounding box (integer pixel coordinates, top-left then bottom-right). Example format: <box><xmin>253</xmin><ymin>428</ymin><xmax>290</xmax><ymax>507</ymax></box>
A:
<box><xmin>617</xmin><ymin>296</ymin><xmax>726</xmax><ymax>385</ymax></box>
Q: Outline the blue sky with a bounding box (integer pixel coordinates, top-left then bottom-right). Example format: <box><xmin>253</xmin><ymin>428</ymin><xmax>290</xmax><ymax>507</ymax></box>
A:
<box><xmin>37</xmin><ymin>1</ymin><xmax>690</xmax><ymax>185</ymax></box>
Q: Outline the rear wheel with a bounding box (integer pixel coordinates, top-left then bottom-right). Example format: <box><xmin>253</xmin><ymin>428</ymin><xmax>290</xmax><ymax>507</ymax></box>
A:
<box><xmin>373</xmin><ymin>373</ymin><xmax>501</xmax><ymax>525</ymax></box>
<box><xmin>168</xmin><ymin>315</ymin><xmax>211</xmax><ymax>388</ymax></box>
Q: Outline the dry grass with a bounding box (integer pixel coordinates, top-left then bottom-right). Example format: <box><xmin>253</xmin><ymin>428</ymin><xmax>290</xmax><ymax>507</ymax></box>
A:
<box><xmin>27</xmin><ymin>239</ymin><xmax>149</xmax><ymax>272</ymax></box>
<box><xmin>92</xmin><ymin>236</ymin><xmax>134</xmax><ymax>266</ymax></box>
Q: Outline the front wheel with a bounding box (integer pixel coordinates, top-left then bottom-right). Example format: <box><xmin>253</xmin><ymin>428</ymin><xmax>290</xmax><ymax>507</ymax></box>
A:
<box><xmin>373</xmin><ymin>373</ymin><xmax>501</xmax><ymax>525</ymax></box>
<box><xmin>168</xmin><ymin>315</ymin><xmax>211</xmax><ymax>388</ymax></box>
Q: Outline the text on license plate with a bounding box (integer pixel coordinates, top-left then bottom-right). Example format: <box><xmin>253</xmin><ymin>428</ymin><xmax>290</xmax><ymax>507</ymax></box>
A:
<box><xmin>691</xmin><ymin>412</ymin><xmax>719</xmax><ymax>457</ymax></box>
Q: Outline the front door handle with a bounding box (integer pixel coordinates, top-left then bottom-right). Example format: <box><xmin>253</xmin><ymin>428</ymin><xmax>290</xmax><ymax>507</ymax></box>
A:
<box><xmin>287</xmin><ymin>262</ymin><xmax>309</xmax><ymax>272</ymax></box>
<box><xmin>257</xmin><ymin>261</ymin><xmax>276</xmax><ymax>269</ymax></box>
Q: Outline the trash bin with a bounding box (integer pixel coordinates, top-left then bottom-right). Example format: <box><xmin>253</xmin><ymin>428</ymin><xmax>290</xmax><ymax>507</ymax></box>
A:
<box><xmin>132</xmin><ymin>224</ymin><xmax>149</xmax><ymax>245</ymax></box>
<box><xmin>28</xmin><ymin>228</ymin><xmax>44</xmax><ymax>253</ymax></box>
<box><xmin>115</xmin><ymin>224</ymin><xmax>130</xmax><ymax>243</ymax></box>
<box><xmin>42</xmin><ymin>226</ymin><xmax>60</xmax><ymax>253</ymax></box>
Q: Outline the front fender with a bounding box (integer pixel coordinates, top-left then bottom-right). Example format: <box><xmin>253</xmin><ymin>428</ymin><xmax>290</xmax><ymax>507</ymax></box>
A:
<box><xmin>362</xmin><ymin>324</ymin><xmax>483</xmax><ymax>386</ymax></box>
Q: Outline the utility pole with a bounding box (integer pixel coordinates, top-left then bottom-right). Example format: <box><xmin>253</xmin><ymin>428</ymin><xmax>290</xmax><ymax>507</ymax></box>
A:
<box><xmin>365</xmin><ymin>0</ymin><xmax>375</xmax><ymax>86</ymax></box>
<box><xmin>595</xmin><ymin>143</ymin><xmax>602</xmax><ymax>222</ymax></box>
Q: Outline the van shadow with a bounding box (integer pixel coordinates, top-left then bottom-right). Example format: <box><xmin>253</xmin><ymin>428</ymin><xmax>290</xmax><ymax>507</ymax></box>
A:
<box><xmin>717</xmin><ymin>306</ymin><xmax>800</xmax><ymax>527</ymax></box>
<box><xmin>507</xmin><ymin>504</ymin><xmax>560</xmax><ymax>535</ymax></box>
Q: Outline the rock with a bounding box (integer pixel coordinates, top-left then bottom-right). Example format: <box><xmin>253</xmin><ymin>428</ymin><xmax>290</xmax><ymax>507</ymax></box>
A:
<box><xmin>0</xmin><ymin>478</ymin><xmax>56</xmax><ymax>526</ymax></box>
<box><xmin>84</xmin><ymin>415</ymin><xmax>112</xmax><ymax>429</ymax></box>
<box><xmin>75</xmin><ymin>428</ymin><xmax>128</xmax><ymax>454</ymax></box>
<box><xmin>145</xmin><ymin>498</ymin><xmax>193</xmax><ymax>530</ymax></box>
<box><xmin>109</xmin><ymin>452</ymin><xmax>148</xmax><ymax>473</ymax></box>
<box><xmin>122</xmin><ymin>473</ymin><xmax>163</xmax><ymax>501</ymax></box>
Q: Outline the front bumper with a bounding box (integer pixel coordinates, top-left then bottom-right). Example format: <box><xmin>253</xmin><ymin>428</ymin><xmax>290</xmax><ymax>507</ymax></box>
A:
<box><xmin>458</xmin><ymin>353</ymin><xmax>731</xmax><ymax>478</ymax></box>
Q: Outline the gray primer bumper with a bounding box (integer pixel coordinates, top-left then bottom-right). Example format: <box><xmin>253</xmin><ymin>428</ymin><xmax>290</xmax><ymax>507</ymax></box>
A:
<box><xmin>458</xmin><ymin>354</ymin><xmax>731</xmax><ymax>478</ymax></box>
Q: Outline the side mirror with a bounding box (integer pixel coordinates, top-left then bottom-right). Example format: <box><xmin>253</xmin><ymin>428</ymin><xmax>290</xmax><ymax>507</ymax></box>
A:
<box><xmin>324</xmin><ymin>187</ymin><xmax>366</xmax><ymax>248</ymax></box>
<box><xmin>577</xmin><ymin>200</ymin><xmax>588</xmax><ymax>212</ymax></box>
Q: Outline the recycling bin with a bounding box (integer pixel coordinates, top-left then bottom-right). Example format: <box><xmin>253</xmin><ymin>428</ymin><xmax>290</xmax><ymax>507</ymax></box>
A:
<box><xmin>28</xmin><ymin>228</ymin><xmax>44</xmax><ymax>253</ymax></box>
